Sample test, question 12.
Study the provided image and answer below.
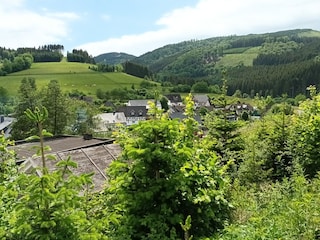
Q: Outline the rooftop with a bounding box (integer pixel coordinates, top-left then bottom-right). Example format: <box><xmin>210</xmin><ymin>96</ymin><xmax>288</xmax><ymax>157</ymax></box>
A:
<box><xmin>12</xmin><ymin>135</ymin><xmax>121</xmax><ymax>192</ymax></box>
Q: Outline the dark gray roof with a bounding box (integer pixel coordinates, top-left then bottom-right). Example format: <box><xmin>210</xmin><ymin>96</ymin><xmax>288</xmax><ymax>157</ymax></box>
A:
<box><xmin>13</xmin><ymin>135</ymin><xmax>113</xmax><ymax>160</ymax></box>
<box><xmin>169</xmin><ymin>112</ymin><xmax>202</xmax><ymax>124</ymax></box>
<box><xmin>165</xmin><ymin>94</ymin><xmax>183</xmax><ymax>103</ymax></box>
<box><xmin>117</xmin><ymin>106</ymin><xmax>148</xmax><ymax>118</ymax></box>
<box><xmin>12</xmin><ymin>136</ymin><xmax>121</xmax><ymax>192</ymax></box>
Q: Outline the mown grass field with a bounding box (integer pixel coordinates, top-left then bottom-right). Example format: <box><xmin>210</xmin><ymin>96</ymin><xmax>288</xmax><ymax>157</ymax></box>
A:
<box><xmin>0</xmin><ymin>61</ymin><xmax>146</xmax><ymax>97</ymax></box>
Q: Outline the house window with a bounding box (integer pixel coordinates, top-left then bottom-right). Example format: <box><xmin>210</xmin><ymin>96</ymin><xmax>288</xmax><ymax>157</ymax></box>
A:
<box><xmin>138</xmin><ymin>110</ymin><xmax>143</xmax><ymax>116</ymax></box>
<box><xmin>130</xmin><ymin>110</ymin><xmax>135</xmax><ymax>116</ymax></box>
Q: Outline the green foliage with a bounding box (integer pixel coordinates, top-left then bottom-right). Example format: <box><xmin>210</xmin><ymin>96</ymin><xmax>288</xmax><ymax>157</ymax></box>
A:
<box><xmin>290</xmin><ymin>86</ymin><xmax>320</xmax><ymax>178</ymax></box>
<box><xmin>191</xmin><ymin>81</ymin><xmax>209</xmax><ymax>93</ymax></box>
<box><xmin>3</xmin><ymin>108</ymin><xmax>109</xmax><ymax>239</ymax></box>
<box><xmin>214</xmin><ymin>175</ymin><xmax>320</xmax><ymax>239</ymax></box>
<box><xmin>0</xmin><ymin>53</ymin><xmax>33</xmax><ymax>74</ymax></box>
<box><xmin>239</xmin><ymin>110</ymin><xmax>293</xmax><ymax>183</ymax></box>
<box><xmin>181</xmin><ymin>215</ymin><xmax>193</xmax><ymax>240</ymax></box>
<box><xmin>41</xmin><ymin>80</ymin><xmax>70</xmax><ymax>135</ymax></box>
<box><xmin>105</xmin><ymin>96</ymin><xmax>230</xmax><ymax>239</ymax></box>
<box><xmin>0</xmin><ymin>86</ymin><xmax>9</xmax><ymax>104</ymax></box>
<box><xmin>10</xmin><ymin>77</ymin><xmax>40</xmax><ymax>140</ymax></box>
<box><xmin>204</xmin><ymin>73</ymin><xmax>244</xmax><ymax>169</ymax></box>
<box><xmin>0</xmin><ymin>134</ymin><xmax>18</xmax><ymax>238</ymax></box>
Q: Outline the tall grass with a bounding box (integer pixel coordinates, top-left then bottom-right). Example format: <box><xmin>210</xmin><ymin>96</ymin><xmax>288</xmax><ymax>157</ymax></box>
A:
<box><xmin>212</xmin><ymin>175</ymin><xmax>320</xmax><ymax>239</ymax></box>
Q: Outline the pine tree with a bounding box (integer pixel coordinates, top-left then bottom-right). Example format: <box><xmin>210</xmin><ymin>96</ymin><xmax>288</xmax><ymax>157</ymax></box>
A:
<box><xmin>41</xmin><ymin>80</ymin><xmax>69</xmax><ymax>135</ymax></box>
<box><xmin>10</xmin><ymin>77</ymin><xmax>39</xmax><ymax>140</ymax></box>
<box><xmin>204</xmin><ymin>71</ymin><xmax>244</xmax><ymax>168</ymax></box>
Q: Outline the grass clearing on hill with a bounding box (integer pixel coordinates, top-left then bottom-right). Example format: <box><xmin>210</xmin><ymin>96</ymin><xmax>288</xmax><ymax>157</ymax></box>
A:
<box><xmin>216</xmin><ymin>47</ymin><xmax>260</xmax><ymax>68</ymax></box>
<box><xmin>0</xmin><ymin>61</ymin><xmax>148</xmax><ymax>97</ymax></box>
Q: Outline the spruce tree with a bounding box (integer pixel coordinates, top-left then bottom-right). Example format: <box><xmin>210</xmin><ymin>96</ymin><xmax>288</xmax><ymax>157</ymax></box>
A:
<box><xmin>10</xmin><ymin>77</ymin><xmax>39</xmax><ymax>140</ymax></box>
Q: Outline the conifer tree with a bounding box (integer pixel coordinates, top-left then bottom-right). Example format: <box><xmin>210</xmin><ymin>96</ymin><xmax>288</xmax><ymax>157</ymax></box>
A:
<box><xmin>204</xmin><ymin>70</ymin><xmax>244</xmax><ymax>168</ymax></box>
<box><xmin>10</xmin><ymin>77</ymin><xmax>40</xmax><ymax>140</ymax></box>
<box><xmin>41</xmin><ymin>80</ymin><xmax>69</xmax><ymax>135</ymax></box>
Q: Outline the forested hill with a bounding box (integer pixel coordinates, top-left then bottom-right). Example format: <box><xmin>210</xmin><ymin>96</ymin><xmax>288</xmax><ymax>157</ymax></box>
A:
<box><xmin>131</xmin><ymin>28</ymin><xmax>320</xmax><ymax>97</ymax></box>
<box><xmin>94</xmin><ymin>52</ymin><xmax>136</xmax><ymax>65</ymax></box>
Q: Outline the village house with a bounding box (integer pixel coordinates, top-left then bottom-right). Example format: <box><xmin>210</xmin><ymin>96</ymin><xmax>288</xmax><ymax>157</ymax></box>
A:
<box><xmin>127</xmin><ymin>99</ymin><xmax>161</xmax><ymax>110</ymax></box>
<box><xmin>165</xmin><ymin>94</ymin><xmax>184</xmax><ymax>106</ymax></box>
<box><xmin>193</xmin><ymin>94</ymin><xmax>211</xmax><ymax>108</ymax></box>
<box><xmin>117</xmin><ymin>106</ymin><xmax>148</xmax><ymax>126</ymax></box>
<box><xmin>226</xmin><ymin>102</ymin><xmax>254</xmax><ymax>120</ymax></box>
<box><xmin>94</xmin><ymin>112</ymin><xmax>126</xmax><ymax>132</ymax></box>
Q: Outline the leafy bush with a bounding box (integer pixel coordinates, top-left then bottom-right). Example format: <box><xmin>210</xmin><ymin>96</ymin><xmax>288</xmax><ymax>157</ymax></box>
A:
<box><xmin>105</xmin><ymin>96</ymin><xmax>231</xmax><ymax>239</ymax></box>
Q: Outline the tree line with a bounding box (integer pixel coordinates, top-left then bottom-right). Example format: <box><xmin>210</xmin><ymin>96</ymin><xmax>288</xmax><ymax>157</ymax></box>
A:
<box><xmin>67</xmin><ymin>49</ymin><xmax>95</xmax><ymax>64</ymax></box>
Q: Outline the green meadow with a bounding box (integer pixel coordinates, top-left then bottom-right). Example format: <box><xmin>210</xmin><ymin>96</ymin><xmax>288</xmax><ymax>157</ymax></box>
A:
<box><xmin>0</xmin><ymin>61</ymin><xmax>146</xmax><ymax>97</ymax></box>
<box><xmin>216</xmin><ymin>47</ymin><xmax>260</xmax><ymax>68</ymax></box>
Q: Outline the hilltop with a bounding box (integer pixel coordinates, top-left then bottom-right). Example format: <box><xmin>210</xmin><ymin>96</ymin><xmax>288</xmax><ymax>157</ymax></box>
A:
<box><xmin>126</xmin><ymin>28</ymin><xmax>320</xmax><ymax>97</ymax></box>
<box><xmin>94</xmin><ymin>52</ymin><xmax>136</xmax><ymax>65</ymax></box>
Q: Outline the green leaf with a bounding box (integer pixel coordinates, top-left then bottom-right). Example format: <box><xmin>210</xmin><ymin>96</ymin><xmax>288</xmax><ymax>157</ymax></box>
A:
<box><xmin>25</xmin><ymin>135</ymin><xmax>40</xmax><ymax>141</ymax></box>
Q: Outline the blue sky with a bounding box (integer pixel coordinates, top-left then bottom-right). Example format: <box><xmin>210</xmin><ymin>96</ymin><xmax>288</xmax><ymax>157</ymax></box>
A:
<box><xmin>1</xmin><ymin>0</ymin><xmax>320</xmax><ymax>57</ymax></box>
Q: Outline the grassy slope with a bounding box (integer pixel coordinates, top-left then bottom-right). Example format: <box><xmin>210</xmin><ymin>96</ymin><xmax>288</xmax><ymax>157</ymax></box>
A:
<box><xmin>0</xmin><ymin>61</ymin><xmax>145</xmax><ymax>97</ymax></box>
<box><xmin>216</xmin><ymin>47</ymin><xmax>260</xmax><ymax>68</ymax></box>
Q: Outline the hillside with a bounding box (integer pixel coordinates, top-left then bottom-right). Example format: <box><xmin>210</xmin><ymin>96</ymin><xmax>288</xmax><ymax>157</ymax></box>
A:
<box><xmin>94</xmin><ymin>52</ymin><xmax>136</xmax><ymax>65</ymax></box>
<box><xmin>131</xmin><ymin>28</ymin><xmax>320</xmax><ymax>97</ymax></box>
<box><xmin>0</xmin><ymin>61</ymin><xmax>145</xmax><ymax>97</ymax></box>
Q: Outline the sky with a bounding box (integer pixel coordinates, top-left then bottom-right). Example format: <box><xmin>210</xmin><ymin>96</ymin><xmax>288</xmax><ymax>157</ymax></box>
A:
<box><xmin>1</xmin><ymin>0</ymin><xmax>320</xmax><ymax>57</ymax></box>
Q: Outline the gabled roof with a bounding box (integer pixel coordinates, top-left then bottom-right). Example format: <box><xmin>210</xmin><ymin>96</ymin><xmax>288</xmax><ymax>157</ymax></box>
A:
<box><xmin>127</xmin><ymin>99</ymin><xmax>152</xmax><ymax>106</ymax></box>
<box><xmin>127</xmin><ymin>99</ymin><xmax>161</xmax><ymax>109</ymax></box>
<box><xmin>165</xmin><ymin>94</ymin><xmax>183</xmax><ymax>103</ymax></box>
<box><xmin>226</xmin><ymin>102</ymin><xmax>254</xmax><ymax>111</ymax></box>
<box><xmin>169</xmin><ymin>112</ymin><xmax>202</xmax><ymax>124</ymax></box>
<box><xmin>96</xmin><ymin>112</ymin><xmax>126</xmax><ymax>124</ymax></box>
<box><xmin>118</xmin><ymin>106</ymin><xmax>148</xmax><ymax>118</ymax></box>
<box><xmin>193</xmin><ymin>94</ymin><xmax>210</xmax><ymax>104</ymax></box>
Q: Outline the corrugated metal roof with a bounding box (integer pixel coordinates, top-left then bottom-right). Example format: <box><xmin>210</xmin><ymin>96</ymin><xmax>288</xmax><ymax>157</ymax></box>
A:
<box><xmin>12</xmin><ymin>136</ymin><xmax>122</xmax><ymax>192</ymax></box>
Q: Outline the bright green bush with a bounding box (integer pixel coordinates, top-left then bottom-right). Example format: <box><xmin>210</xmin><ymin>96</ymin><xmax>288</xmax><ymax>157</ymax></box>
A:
<box><xmin>105</xmin><ymin>96</ymin><xmax>231</xmax><ymax>239</ymax></box>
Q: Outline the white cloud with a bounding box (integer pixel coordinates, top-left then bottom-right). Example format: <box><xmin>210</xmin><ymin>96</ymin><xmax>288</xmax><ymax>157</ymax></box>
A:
<box><xmin>0</xmin><ymin>0</ymin><xmax>78</xmax><ymax>49</ymax></box>
<box><xmin>78</xmin><ymin>0</ymin><xmax>320</xmax><ymax>56</ymax></box>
